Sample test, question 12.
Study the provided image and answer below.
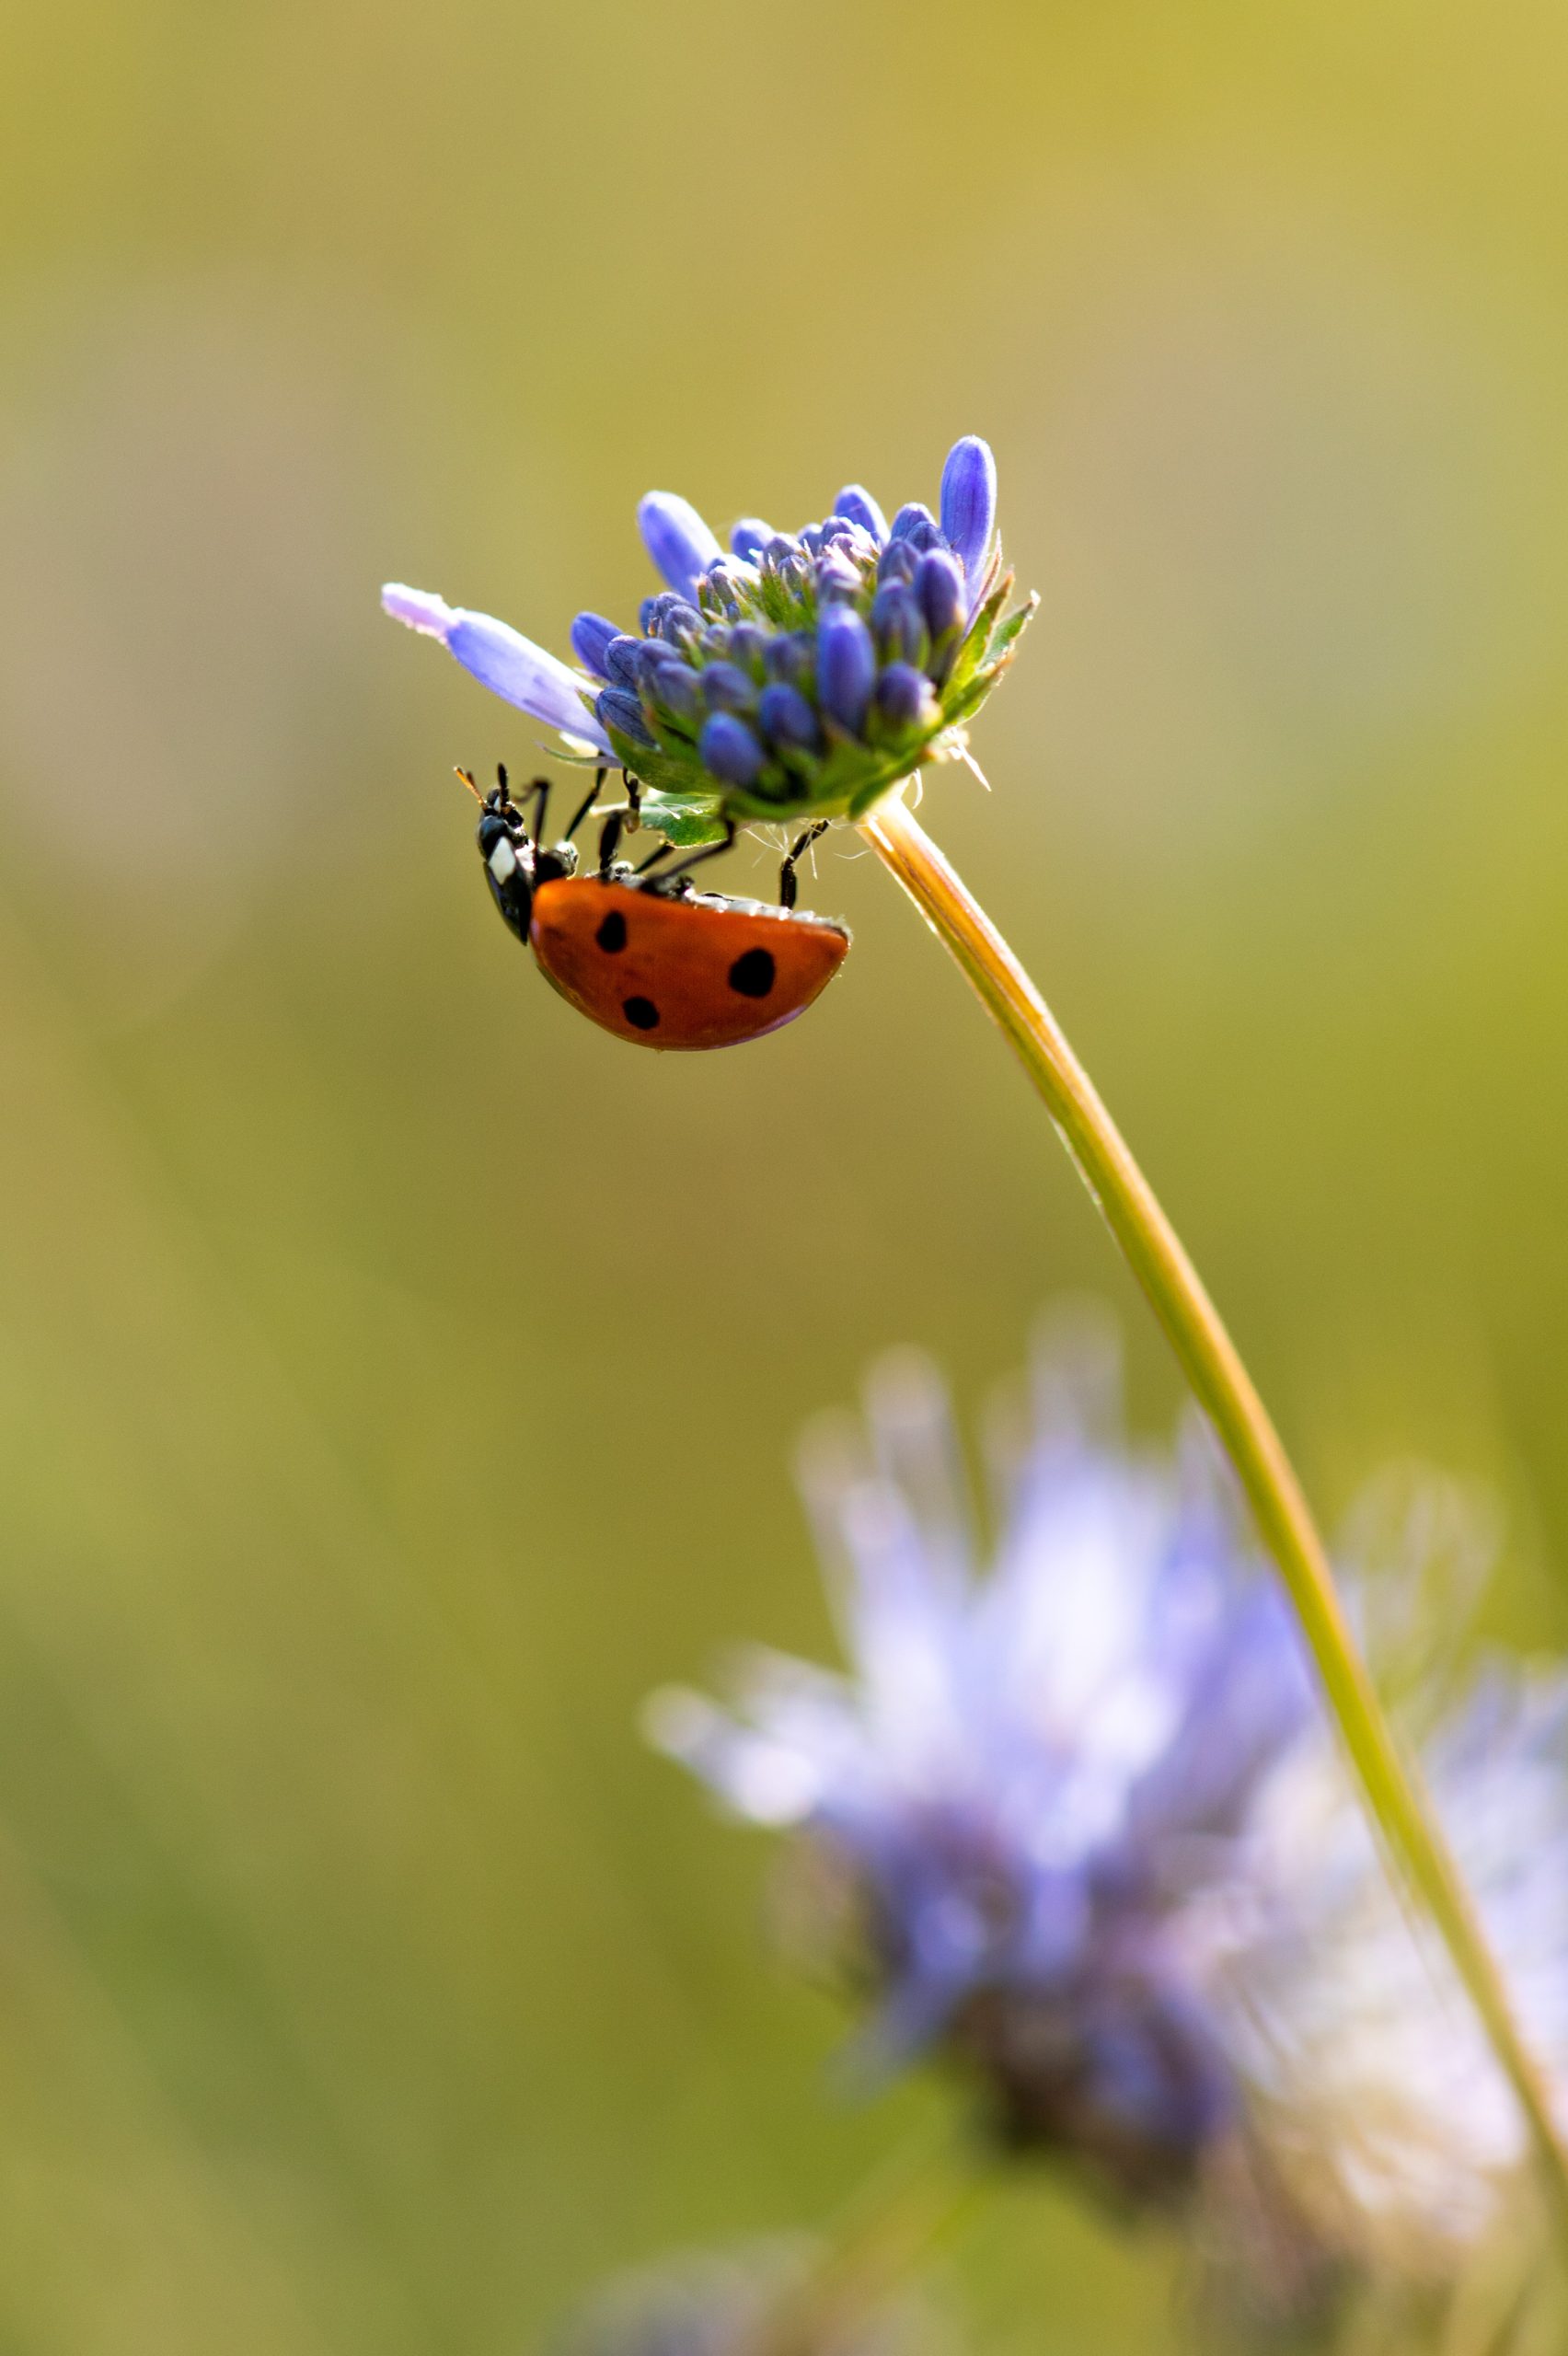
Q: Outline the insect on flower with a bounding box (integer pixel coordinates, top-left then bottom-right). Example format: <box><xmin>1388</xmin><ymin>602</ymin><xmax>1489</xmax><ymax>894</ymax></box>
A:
<box><xmin>463</xmin><ymin>765</ymin><xmax>850</xmax><ymax>1051</ymax></box>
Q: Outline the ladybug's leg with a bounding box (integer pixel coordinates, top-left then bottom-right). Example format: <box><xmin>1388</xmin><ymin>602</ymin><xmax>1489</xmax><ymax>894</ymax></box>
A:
<box><xmin>648</xmin><ymin>819</ymin><xmax>738</xmax><ymax>891</ymax></box>
<box><xmin>779</xmin><ymin>821</ymin><xmax>829</xmax><ymax>910</ymax></box>
<box><xmin>597</xmin><ymin>809</ymin><xmax>625</xmax><ymax>875</ymax></box>
<box><xmin>562</xmin><ymin>769</ymin><xmax>606</xmax><ymax>844</ymax></box>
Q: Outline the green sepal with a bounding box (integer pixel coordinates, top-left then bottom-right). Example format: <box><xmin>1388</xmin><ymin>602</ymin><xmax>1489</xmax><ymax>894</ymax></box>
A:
<box><xmin>636</xmin><ymin>791</ymin><xmax>729</xmax><ymax>847</ymax></box>
<box><xmin>985</xmin><ymin>591</ymin><xmax>1040</xmax><ymax>667</ymax></box>
<box><xmin>602</xmin><ymin>722</ymin><xmax>698</xmax><ymax>797</ymax></box>
<box><xmin>942</xmin><ymin>569</ymin><xmax>1015</xmax><ymax>700</ymax></box>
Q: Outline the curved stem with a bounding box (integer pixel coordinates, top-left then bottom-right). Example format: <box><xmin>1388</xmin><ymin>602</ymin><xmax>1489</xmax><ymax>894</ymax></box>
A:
<box><xmin>859</xmin><ymin>790</ymin><xmax>1568</xmax><ymax>2226</ymax></box>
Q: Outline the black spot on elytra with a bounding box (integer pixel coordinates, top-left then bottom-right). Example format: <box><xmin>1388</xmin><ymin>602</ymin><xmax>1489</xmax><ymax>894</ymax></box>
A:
<box><xmin>622</xmin><ymin>996</ymin><xmax>660</xmax><ymax>1031</ymax></box>
<box><xmin>595</xmin><ymin>908</ymin><xmax>628</xmax><ymax>953</ymax></box>
<box><xmin>728</xmin><ymin>947</ymin><xmax>776</xmax><ymax>999</ymax></box>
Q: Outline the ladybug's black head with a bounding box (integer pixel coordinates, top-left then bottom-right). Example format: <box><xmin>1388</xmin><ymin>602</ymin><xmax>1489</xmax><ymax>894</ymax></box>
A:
<box><xmin>477</xmin><ymin>799</ymin><xmax>535</xmax><ymax>943</ymax></box>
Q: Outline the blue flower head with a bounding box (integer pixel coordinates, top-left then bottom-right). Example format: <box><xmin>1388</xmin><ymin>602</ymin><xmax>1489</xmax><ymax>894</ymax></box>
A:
<box><xmin>647</xmin><ymin>1313</ymin><xmax>1316</xmax><ymax>2207</ymax></box>
<box><xmin>383</xmin><ymin>437</ymin><xmax>1036</xmax><ymax>845</ymax></box>
<box><xmin>650</xmin><ymin>1321</ymin><xmax>1568</xmax><ymax>2299</ymax></box>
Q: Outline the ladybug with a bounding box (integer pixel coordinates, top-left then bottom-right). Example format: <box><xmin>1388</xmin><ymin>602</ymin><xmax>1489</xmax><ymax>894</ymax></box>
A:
<box><xmin>461</xmin><ymin>767</ymin><xmax>851</xmax><ymax>1051</ymax></box>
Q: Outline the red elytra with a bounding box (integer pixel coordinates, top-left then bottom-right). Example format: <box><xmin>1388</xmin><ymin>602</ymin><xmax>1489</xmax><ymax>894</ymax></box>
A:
<box><xmin>529</xmin><ymin>877</ymin><xmax>850</xmax><ymax>1051</ymax></box>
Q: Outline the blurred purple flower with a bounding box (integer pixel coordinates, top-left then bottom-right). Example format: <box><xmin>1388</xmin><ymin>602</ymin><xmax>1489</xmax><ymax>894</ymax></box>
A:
<box><xmin>550</xmin><ymin>2240</ymin><xmax>940</xmax><ymax>2356</ymax></box>
<box><xmin>648</xmin><ymin>1315</ymin><xmax>1568</xmax><ymax>2278</ymax></box>
<box><xmin>647</xmin><ymin>1311</ymin><xmax>1314</xmax><ymax>2205</ymax></box>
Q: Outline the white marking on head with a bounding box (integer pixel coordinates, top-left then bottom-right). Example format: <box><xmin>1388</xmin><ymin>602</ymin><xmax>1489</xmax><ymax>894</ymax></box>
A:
<box><xmin>489</xmin><ymin>837</ymin><xmax>519</xmax><ymax>883</ymax></box>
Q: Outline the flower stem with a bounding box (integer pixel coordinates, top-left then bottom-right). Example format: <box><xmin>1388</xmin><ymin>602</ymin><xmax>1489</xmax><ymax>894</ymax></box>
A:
<box><xmin>859</xmin><ymin>789</ymin><xmax>1568</xmax><ymax>2226</ymax></box>
<box><xmin>757</xmin><ymin>2136</ymin><xmax>981</xmax><ymax>2356</ymax></box>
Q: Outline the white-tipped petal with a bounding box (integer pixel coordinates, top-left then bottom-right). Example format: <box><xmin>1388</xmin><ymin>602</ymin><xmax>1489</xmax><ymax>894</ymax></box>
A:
<box><xmin>381</xmin><ymin>582</ymin><xmax>455</xmax><ymax>636</ymax></box>
<box><xmin>380</xmin><ymin>584</ymin><xmax>610</xmax><ymax>750</ymax></box>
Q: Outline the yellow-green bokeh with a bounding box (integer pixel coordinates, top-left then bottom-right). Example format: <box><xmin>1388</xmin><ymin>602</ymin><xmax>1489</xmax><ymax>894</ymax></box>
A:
<box><xmin>2</xmin><ymin>2</ymin><xmax>1567</xmax><ymax>2347</ymax></box>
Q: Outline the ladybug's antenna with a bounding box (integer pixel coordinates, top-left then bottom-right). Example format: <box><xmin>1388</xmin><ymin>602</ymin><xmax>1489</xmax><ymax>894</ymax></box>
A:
<box><xmin>455</xmin><ymin>766</ymin><xmax>486</xmax><ymax>805</ymax></box>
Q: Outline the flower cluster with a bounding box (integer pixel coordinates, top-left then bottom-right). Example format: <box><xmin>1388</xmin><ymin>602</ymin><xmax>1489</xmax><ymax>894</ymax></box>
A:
<box><xmin>647</xmin><ymin>1318</ymin><xmax>1316</xmax><ymax>2208</ymax></box>
<box><xmin>383</xmin><ymin>437</ymin><xmax>1035</xmax><ymax>844</ymax></box>
<box><xmin>647</xmin><ymin>1316</ymin><xmax>1568</xmax><ymax>2300</ymax></box>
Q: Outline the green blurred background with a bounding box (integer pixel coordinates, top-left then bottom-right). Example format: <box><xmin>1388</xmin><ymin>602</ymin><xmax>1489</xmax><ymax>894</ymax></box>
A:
<box><xmin>2</xmin><ymin>1</ymin><xmax>1567</xmax><ymax>2347</ymax></box>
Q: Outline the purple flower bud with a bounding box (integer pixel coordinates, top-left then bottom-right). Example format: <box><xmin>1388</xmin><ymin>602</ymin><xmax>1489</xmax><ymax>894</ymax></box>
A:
<box><xmin>914</xmin><ymin>549</ymin><xmax>966</xmax><ymax>642</ymax></box>
<box><xmin>639</xmin><ymin>595</ymin><xmax>662</xmax><ymax>633</ymax></box>
<box><xmin>939</xmin><ymin>435</ymin><xmax>997</xmax><ymax>586</ymax></box>
<box><xmin>632</xmin><ymin>640</ymin><xmax>682</xmax><ymax>696</ymax></box>
<box><xmin>876</xmin><ymin>662</ymin><xmax>936</xmax><ymax>732</ymax></box>
<box><xmin>836</xmin><ymin>484</ymin><xmax>889</xmax><ymax>545</ymax></box>
<box><xmin>698</xmin><ymin>711</ymin><xmax>764</xmax><ymax>789</ymax></box>
<box><xmin>761</xmin><ymin>532</ymin><xmax>800</xmax><ymax>570</ymax></box>
<box><xmin>730</xmin><ymin>517</ymin><xmax>773</xmax><ymax>560</ymax></box>
<box><xmin>657</xmin><ymin>600</ymin><xmax>703</xmax><ymax>648</ymax></box>
<box><xmin>570</xmin><ymin>611</ymin><xmax>620</xmax><ymax>679</ymax></box>
<box><xmin>701</xmin><ymin>661</ymin><xmax>756</xmax><ymax>714</ymax></box>
<box><xmin>701</xmin><ymin>624</ymin><xmax>732</xmax><ymax>661</ymax></box>
<box><xmin>757</xmin><ymin>681</ymin><xmax>823</xmax><ymax>755</ymax></box>
<box><xmin>870</xmin><ymin>581</ymin><xmax>928</xmax><ymax>667</ymax></box>
<box><xmin>764</xmin><ymin>632</ymin><xmax>813</xmax><ymax>687</ymax></box>
<box><xmin>638</xmin><ymin>491</ymin><xmax>723</xmax><ymax>602</ymax></box>
<box><xmin>649</xmin><ymin>662</ymin><xmax>701</xmax><ymax>727</ymax></box>
<box><xmin>596</xmin><ymin>687</ymin><xmax>656</xmax><ymax>749</ymax></box>
<box><xmin>877</xmin><ymin>539</ymin><xmax>919</xmax><ymax>587</ymax></box>
<box><xmin>889</xmin><ymin>502</ymin><xmax>940</xmax><ymax>549</ymax></box>
<box><xmin>728</xmin><ymin>623</ymin><xmax>768</xmax><ymax>677</ymax></box>
<box><xmin>815</xmin><ymin>551</ymin><xmax>861</xmax><ymax>603</ymax></box>
<box><xmin>798</xmin><ymin>524</ymin><xmax>825</xmax><ymax>556</ymax></box>
<box><xmin>603</xmin><ymin>633</ymin><xmax>646</xmax><ymax>690</ymax></box>
<box><xmin>816</xmin><ymin>605</ymin><xmax>876</xmax><ymax>737</ymax></box>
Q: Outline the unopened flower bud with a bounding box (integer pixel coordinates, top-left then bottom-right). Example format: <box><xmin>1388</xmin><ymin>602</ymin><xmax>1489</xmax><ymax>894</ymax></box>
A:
<box><xmin>875</xmin><ymin>662</ymin><xmax>937</xmax><ymax>732</ymax></box>
<box><xmin>764</xmin><ymin>632</ymin><xmax>813</xmax><ymax>687</ymax></box>
<box><xmin>888</xmin><ymin>502</ymin><xmax>940</xmax><ymax>550</ymax></box>
<box><xmin>835</xmin><ymin>483</ymin><xmax>889</xmax><ymax>545</ymax></box>
<box><xmin>603</xmin><ymin>634</ymin><xmax>647</xmax><ymax>690</ymax></box>
<box><xmin>757</xmin><ymin>681</ymin><xmax>823</xmax><ymax>755</ymax></box>
<box><xmin>650</xmin><ymin>662</ymin><xmax>701</xmax><ymax>727</ymax></box>
<box><xmin>698</xmin><ymin>711</ymin><xmax>764</xmax><ymax>788</ymax></box>
<box><xmin>701</xmin><ymin>661</ymin><xmax>756</xmax><ymax>715</ymax></box>
<box><xmin>870</xmin><ymin>581</ymin><xmax>928</xmax><ymax>668</ymax></box>
<box><xmin>570</xmin><ymin>611</ymin><xmax>619</xmax><ymax>679</ymax></box>
<box><xmin>915</xmin><ymin>549</ymin><xmax>965</xmax><ymax>643</ymax></box>
<box><xmin>939</xmin><ymin>435</ymin><xmax>997</xmax><ymax>585</ymax></box>
<box><xmin>596</xmin><ymin>687</ymin><xmax>656</xmax><ymax>748</ymax></box>
<box><xmin>814</xmin><ymin>551</ymin><xmax>860</xmax><ymax>604</ymax></box>
<box><xmin>816</xmin><ymin>606</ymin><xmax>875</xmax><ymax>736</ymax></box>
<box><xmin>639</xmin><ymin>491</ymin><xmax>723</xmax><ymax>603</ymax></box>
<box><xmin>657</xmin><ymin>600</ymin><xmax>703</xmax><ymax>649</ymax></box>
<box><xmin>727</xmin><ymin>623</ymin><xmax>768</xmax><ymax>678</ymax></box>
